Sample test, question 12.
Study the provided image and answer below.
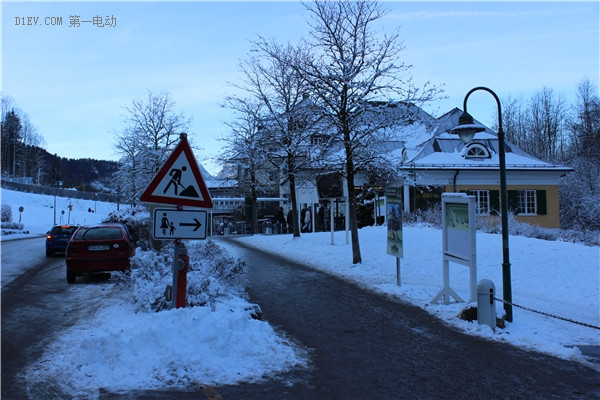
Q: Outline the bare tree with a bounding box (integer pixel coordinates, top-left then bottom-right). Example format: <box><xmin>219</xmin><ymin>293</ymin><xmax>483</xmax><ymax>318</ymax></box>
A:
<box><xmin>290</xmin><ymin>0</ymin><xmax>441</xmax><ymax>263</ymax></box>
<box><xmin>114</xmin><ymin>127</ymin><xmax>142</xmax><ymax>207</ymax></box>
<box><xmin>18</xmin><ymin>113</ymin><xmax>44</xmax><ymax>180</ymax></box>
<box><xmin>559</xmin><ymin>78</ymin><xmax>600</xmax><ymax>231</ymax></box>
<box><xmin>529</xmin><ymin>87</ymin><xmax>568</xmax><ymax>161</ymax></box>
<box><xmin>237</xmin><ymin>39</ymin><xmax>327</xmax><ymax>237</ymax></box>
<box><xmin>502</xmin><ymin>88</ymin><xmax>569</xmax><ymax>162</ymax></box>
<box><xmin>219</xmin><ymin>96</ymin><xmax>272</xmax><ymax>234</ymax></box>
<box><xmin>125</xmin><ymin>91</ymin><xmax>191</xmax><ymax>177</ymax></box>
<box><xmin>570</xmin><ymin>78</ymin><xmax>600</xmax><ymax>162</ymax></box>
<box><xmin>502</xmin><ymin>96</ymin><xmax>530</xmax><ymax>150</ymax></box>
<box><xmin>114</xmin><ymin>91</ymin><xmax>191</xmax><ymax>206</ymax></box>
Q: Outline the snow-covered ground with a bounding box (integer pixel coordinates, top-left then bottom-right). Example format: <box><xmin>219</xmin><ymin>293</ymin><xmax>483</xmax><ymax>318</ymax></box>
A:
<box><xmin>1</xmin><ymin>187</ymin><xmax>599</xmax><ymax>397</ymax></box>
<box><xmin>233</xmin><ymin>226</ymin><xmax>600</xmax><ymax>361</ymax></box>
<box><xmin>1</xmin><ymin>188</ymin><xmax>308</xmax><ymax>397</ymax></box>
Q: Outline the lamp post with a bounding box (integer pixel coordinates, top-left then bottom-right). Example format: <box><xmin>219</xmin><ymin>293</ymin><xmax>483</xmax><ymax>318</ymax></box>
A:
<box><xmin>449</xmin><ymin>86</ymin><xmax>513</xmax><ymax>322</ymax></box>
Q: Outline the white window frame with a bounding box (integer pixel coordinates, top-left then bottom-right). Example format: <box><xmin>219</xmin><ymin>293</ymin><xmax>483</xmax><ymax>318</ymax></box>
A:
<box><xmin>518</xmin><ymin>190</ymin><xmax>537</xmax><ymax>215</ymax></box>
<box><xmin>468</xmin><ymin>190</ymin><xmax>490</xmax><ymax>215</ymax></box>
<box><xmin>464</xmin><ymin>143</ymin><xmax>491</xmax><ymax>159</ymax></box>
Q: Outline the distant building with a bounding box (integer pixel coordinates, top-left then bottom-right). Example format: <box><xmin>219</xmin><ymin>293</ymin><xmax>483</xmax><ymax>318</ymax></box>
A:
<box><xmin>397</xmin><ymin>108</ymin><xmax>572</xmax><ymax>229</ymax></box>
<box><xmin>213</xmin><ymin>103</ymin><xmax>571</xmax><ymax>230</ymax></box>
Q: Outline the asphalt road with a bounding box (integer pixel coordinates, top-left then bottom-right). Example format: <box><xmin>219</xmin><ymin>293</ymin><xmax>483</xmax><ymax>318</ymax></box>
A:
<box><xmin>2</xmin><ymin>237</ymin><xmax>599</xmax><ymax>399</ymax></box>
<box><xmin>2</xmin><ymin>238</ymin><xmax>121</xmax><ymax>399</ymax></box>
<box><xmin>212</xmin><ymin>237</ymin><xmax>600</xmax><ymax>400</ymax></box>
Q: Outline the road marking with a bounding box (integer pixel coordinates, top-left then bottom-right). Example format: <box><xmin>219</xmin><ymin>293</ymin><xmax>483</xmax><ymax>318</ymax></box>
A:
<box><xmin>202</xmin><ymin>385</ymin><xmax>224</xmax><ymax>400</ymax></box>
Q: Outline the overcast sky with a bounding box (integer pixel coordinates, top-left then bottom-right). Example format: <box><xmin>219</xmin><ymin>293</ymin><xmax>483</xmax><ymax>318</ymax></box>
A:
<box><xmin>2</xmin><ymin>1</ymin><xmax>598</xmax><ymax>175</ymax></box>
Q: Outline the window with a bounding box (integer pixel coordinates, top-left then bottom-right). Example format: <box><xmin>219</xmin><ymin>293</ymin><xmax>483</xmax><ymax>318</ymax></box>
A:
<box><xmin>517</xmin><ymin>190</ymin><xmax>537</xmax><ymax>215</ymax></box>
<box><xmin>468</xmin><ymin>190</ymin><xmax>490</xmax><ymax>215</ymax></box>
<box><xmin>464</xmin><ymin>143</ymin><xmax>491</xmax><ymax>159</ymax></box>
<box><xmin>76</xmin><ymin>227</ymin><xmax>122</xmax><ymax>240</ymax></box>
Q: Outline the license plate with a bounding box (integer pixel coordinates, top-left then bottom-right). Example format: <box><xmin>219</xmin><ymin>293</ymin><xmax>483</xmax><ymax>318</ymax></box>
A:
<box><xmin>88</xmin><ymin>245</ymin><xmax>110</xmax><ymax>251</ymax></box>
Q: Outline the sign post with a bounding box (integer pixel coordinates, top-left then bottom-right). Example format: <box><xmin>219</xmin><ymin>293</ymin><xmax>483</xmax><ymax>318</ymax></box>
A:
<box><xmin>317</xmin><ymin>173</ymin><xmax>343</xmax><ymax>246</ymax></box>
<box><xmin>431</xmin><ymin>193</ymin><xmax>477</xmax><ymax>304</ymax></box>
<box><xmin>385</xmin><ymin>188</ymin><xmax>403</xmax><ymax>286</ymax></box>
<box><xmin>140</xmin><ymin>133</ymin><xmax>213</xmax><ymax>309</ymax></box>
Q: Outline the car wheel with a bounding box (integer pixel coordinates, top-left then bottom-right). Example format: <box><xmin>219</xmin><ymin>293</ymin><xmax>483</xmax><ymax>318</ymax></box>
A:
<box><xmin>46</xmin><ymin>250</ymin><xmax>53</xmax><ymax>257</ymax></box>
<box><xmin>66</xmin><ymin>270</ymin><xmax>76</xmax><ymax>284</ymax></box>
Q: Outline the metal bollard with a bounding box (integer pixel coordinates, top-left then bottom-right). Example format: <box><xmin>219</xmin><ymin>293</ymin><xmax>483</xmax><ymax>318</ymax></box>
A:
<box><xmin>477</xmin><ymin>279</ymin><xmax>496</xmax><ymax>330</ymax></box>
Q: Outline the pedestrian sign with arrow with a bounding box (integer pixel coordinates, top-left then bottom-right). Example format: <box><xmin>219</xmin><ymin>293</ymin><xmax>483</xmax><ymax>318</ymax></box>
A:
<box><xmin>152</xmin><ymin>208</ymin><xmax>207</xmax><ymax>240</ymax></box>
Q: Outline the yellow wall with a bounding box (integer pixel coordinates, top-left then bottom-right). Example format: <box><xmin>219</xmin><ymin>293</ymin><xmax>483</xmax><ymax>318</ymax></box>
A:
<box><xmin>445</xmin><ymin>184</ymin><xmax>561</xmax><ymax>229</ymax></box>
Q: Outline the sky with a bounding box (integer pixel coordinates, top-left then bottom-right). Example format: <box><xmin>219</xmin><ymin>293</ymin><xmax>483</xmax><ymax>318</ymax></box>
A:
<box><xmin>1</xmin><ymin>187</ymin><xmax>599</xmax><ymax>396</ymax></box>
<box><xmin>2</xmin><ymin>1</ymin><xmax>599</xmax><ymax>176</ymax></box>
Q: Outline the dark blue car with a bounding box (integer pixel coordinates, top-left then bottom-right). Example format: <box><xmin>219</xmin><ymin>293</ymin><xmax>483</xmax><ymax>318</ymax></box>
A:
<box><xmin>46</xmin><ymin>225</ymin><xmax>78</xmax><ymax>256</ymax></box>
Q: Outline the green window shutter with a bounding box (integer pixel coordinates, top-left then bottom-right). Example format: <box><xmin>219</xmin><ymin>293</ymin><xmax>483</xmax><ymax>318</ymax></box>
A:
<box><xmin>507</xmin><ymin>190</ymin><xmax>519</xmax><ymax>214</ymax></box>
<box><xmin>490</xmin><ymin>190</ymin><xmax>500</xmax><ymax>215</ymax></box>
<box><xmin>536</xmin><ymin>190</ymin><xmax>547</xmax><ymax>215</ymax></box>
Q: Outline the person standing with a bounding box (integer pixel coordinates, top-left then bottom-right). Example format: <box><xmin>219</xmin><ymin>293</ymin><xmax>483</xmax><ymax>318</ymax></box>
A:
<box><xmin>277</xmin><ymin>207</ymin><xmax>286</xmax><ymax>234</ymax></box>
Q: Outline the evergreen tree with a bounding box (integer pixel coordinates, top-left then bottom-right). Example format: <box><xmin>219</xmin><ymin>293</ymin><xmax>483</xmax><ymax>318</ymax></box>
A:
<box><xmin>1</xmin><ymin>109</ymin><xmax>22</xmax><ymax>177</ymax></box>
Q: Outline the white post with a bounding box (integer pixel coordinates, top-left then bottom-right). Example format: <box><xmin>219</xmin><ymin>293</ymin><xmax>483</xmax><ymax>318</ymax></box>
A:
<box><xmin>311</xmin><ymin>202</ymin><xmax>315</xmax><ymax>233</ymax></box>
<box><xmin>345</xmin><ymin>197</ymin><xmax>349</xmax><ymax>245</ymax></box>
<box><xmin>330</xmin><ymin>199</ymin><xmax>334</xmax><ymax>245</ymax></box>
<box><xmin>469</xmin><ymin>259</ymin><xmax>477</xmax><ymax>303</ymax></box>
<box><xmin>442</xmin><ymin>259</ymin><xmax>450</xmax><ymax>304</ymax></box>
<box><xmin>374</xmin><ymin>195</ymin><xmax>377</xmax><ymax>226</ymax></box>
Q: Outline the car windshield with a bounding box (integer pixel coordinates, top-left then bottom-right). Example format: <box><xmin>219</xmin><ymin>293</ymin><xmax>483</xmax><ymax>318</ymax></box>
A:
<box><xmin>51</xmin><ymin>226</ymin><xmax>77</xmax><ymax>235</ymax></box>
<box><xmin>75</xmin><ymin>227</ymin><xmax>123</xmax><ymax>240</ymax></box>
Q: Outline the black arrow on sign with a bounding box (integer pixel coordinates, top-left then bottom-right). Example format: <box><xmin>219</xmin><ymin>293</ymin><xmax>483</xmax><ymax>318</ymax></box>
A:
<box><xmin>179</xmin><ymin>218</ymin><xmax>203</xmax><ymax>231</ymax></box>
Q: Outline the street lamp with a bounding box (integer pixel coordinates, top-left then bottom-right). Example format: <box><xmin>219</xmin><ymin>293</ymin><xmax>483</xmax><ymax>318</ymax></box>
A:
<box><xmin>449</xmin><ymin>86</ymin><xmax>513</xmax><ymax>322</ymax></box>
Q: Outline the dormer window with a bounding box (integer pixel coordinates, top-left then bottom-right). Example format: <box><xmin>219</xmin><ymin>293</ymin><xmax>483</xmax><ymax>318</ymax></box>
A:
<box><xmin>464</xmin><ymin>143</ymin><xmax>491</xmax><ymax>159</ymax></box>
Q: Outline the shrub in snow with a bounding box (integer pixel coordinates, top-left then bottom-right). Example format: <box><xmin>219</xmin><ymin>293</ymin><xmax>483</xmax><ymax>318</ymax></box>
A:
<box><xmin>104</xmin><ymin>206</ymin><xmax>163</xmax><ymax>251</ymax></box>
<box><xmin>189</xmin><ymin>240</ymin><xmax>247</xmax><ymax>289</ymax></box>
<box><xmin>404</xmin><ymin>203</ymin><xmax>442</xmax><ymax>228</ymax></box>
<box><xmin>127</xmin><ymin>240</ymin><xmax>248</xmax><ymax>312</ymax></box>
<box><xmin>104</xmin><ymin>206</ymin><xmax>249</xmax><ymax>312</ymax></box>
<box><xmin>126</xmin><ymin>245</ymin><xmax>173</xmax><ymax>311</ymax></box>
<box><xmin>1</xmin><ymin>221</ymin><xmax>24</xmax><ymax>230</ymax></box>
<box><xmin>404</xmin><ymin>208</ymin><xmax>599</xmax><ymax>246</ymax></box>
<box><xmin>1</xmin><ymin>204</ymin><xmax>12</xmax><ymax>222</ymax></box>
<box><xmin>557</xmin><ymin>228</ymin><xmax>600</xmax><ymax>247</ymax></box>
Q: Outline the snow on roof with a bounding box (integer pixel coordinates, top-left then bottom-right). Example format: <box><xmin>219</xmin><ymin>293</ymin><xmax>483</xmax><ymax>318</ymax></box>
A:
<box><xmin>436</xmin><ymin>131</ymin><xmax>498</xmax><ymax>140</ymax></box>
<box><xmin>411</xmin><ymin>149</ymin><xmax>570</xmax><ymax>170</ymax></box>
<box><xmin>396</xmin><ymin>107</ymin><xmax>571</xmax><ymax>171</ymax></box>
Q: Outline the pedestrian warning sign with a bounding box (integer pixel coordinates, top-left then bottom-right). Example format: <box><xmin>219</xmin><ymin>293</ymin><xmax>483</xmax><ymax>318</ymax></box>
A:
<box><xmin>140</xmin><ymin>134</ymin><xmax>213</xmax><ymax>208</ymax></box>
<box><xmin>153</xmin><ymin>208</ymin><xmax>207</xmax><ymax>240</ymax></box>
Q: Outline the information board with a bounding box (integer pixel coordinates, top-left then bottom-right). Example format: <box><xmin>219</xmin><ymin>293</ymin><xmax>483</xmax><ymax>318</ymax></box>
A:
<box><xmin>386</xmin><ymin>195</ymin><xmax>403</xmax><ymax>258</ymax></box>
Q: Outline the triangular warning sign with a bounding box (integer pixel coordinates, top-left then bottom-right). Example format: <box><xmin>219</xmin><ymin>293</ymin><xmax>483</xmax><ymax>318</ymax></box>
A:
<box><xmin>140</xmin><ymin>135</ymin><xmax>213</xmax><ymax>208</ymax></box>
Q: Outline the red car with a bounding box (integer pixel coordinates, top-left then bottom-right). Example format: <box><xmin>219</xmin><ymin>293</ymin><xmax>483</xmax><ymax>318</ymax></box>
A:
<box><xmin>66</xmin><ymin>223</ymin><xmax>135</xmax><ymax>284</ymax></box>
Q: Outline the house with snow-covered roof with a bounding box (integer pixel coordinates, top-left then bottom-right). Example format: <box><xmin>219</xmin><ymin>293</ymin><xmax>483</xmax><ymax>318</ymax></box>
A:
<box><xmin>397</xmin><ymin>108</ymin><xmax>572</xmax><ymax>229</ymax></box>
<box><xmin>215</xmin><ymin>99</ymin><xmax>571</xmax><ymax>231</ymax></box>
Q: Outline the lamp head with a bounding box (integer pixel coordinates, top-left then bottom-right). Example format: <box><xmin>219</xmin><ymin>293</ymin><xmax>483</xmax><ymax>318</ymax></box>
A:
<box><xmin>450</xmin><ymin>111</ymin><xmax>486</xmax><ymax>144</ymax></box>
